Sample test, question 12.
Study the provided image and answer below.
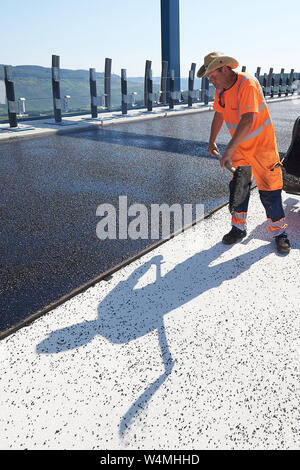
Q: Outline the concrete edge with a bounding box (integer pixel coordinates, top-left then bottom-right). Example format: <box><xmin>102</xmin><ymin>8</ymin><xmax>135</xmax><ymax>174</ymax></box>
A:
<box><xmin>0</xmin><ymin>105</ymin><xmax>213</xmax><ymax>143</ymax></box>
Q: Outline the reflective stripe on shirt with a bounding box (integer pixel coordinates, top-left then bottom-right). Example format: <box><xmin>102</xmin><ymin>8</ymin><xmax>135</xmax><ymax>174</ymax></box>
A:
<box><xmin>226</xmin><ymin>116</ymin><xmax>271</xmax><ymax>142</ymax></box>
<box><xmin>225</xmin><ymin>75</ymin><xmax>271</xmax><ymax>142</ymax></box>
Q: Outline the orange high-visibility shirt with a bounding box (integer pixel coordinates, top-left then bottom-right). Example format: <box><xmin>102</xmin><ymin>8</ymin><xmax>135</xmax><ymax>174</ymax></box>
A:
<box><xmin>213</xmin><ymin>72</ymin><xmax>282</xmax><ymax>191</ymax></box>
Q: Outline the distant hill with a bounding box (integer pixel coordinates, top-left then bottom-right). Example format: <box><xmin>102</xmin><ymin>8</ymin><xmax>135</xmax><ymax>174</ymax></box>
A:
<box><xmin>0</xmin><ymin>65</ymin><xmax>155</xmax><ymax>118</ymax></box>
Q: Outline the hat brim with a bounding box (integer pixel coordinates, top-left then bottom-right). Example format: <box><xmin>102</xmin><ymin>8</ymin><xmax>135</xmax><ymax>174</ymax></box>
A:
<box><xmin>197</xmin><ymin>57</ymin><xmax>239</xmax><ymax>78</ymax></box>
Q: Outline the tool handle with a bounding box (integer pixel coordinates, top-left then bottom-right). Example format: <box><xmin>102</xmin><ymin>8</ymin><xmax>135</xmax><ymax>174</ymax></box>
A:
<box><xmin>212</xmin><ymin>150</ymin><xmax>236</xmax><ymax>174</ymax></box>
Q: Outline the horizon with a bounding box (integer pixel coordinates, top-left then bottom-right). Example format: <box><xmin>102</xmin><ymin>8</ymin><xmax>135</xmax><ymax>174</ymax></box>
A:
<box><xmin>2</xmin><ymin>63</ymin><xmax>298</xmax><ymax>80</ymax></box>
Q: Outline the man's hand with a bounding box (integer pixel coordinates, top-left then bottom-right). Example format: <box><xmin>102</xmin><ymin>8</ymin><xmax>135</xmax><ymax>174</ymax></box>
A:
<box><xmin>208</xmin><ymin>142</ymin><xmax>219</xmax><ymax>156</ymax></box>
<box><xmin>220</xmin><ymin>147</ymin><xmax>234</xmax><ymax>169</ymax></box>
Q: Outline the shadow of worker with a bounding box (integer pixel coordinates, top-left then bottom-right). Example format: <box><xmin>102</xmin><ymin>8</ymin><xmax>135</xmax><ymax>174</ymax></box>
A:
<box><xmin>36</xmin><ymin>239</ymin><xmax>271</xmax><ymax>437</ymax></box>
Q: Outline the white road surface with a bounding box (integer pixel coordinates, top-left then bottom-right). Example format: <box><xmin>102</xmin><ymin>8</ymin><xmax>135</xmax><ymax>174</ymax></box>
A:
<box><xmin>1</xmin><ymin>188</ymin><xmax>299</xmax><ymax>450</ymax></box>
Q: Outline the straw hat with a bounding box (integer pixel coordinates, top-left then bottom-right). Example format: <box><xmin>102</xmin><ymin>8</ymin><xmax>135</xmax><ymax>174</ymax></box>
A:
<box><xmin>197</xmin><ymin>52</ymin><xmax>239</xmax><ymax>78</ymax></box>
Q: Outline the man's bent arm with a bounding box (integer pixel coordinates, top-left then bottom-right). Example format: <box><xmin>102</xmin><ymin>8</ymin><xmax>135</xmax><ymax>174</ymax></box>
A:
<box><xmin>208</xmin><ymin>111</ymin><xmax>224</xmax><ymax>155</ymax></box>
<box><xmin>220</xmin><ymin>112</ymin><xmax>255</xmax><ymax>167</ymax></box>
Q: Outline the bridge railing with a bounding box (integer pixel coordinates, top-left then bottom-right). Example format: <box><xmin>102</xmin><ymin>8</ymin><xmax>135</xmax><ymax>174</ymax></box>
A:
<box><xmin>1</xmin><ymin>57</ymin><xmax>300</xmax><ymax>129</ymax></box>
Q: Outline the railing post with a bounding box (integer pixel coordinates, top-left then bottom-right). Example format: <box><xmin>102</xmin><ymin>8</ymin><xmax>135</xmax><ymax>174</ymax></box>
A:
<box><xmin>51</xmin><ymin>55</ymin><xmax>62</xmax><ymax>123</ymax></box>
<box><xmin>255</xmin><ymin>66</ymin><xmax>261</xmax><ymax>82</ymax></box>
<box><xmin>266</xmin><ymin>68</ymin><xmax>273</xmax><ymax>97</ymax></box>
<box><xmin>272</xmin><ymin>71</ymin><xmax>279</xmax><ymax>97</ymax></box>
<box><xmin>285</xmin><ymin>73</ymin><xmax>290</xmax><ymax>96</ymax></box>
<box><xmin>89</xmin><ymin>68</ymin><xmax>98</xmax><ymax>119</ymax></box>
<box><xmin>4</xmin><ymin>65</ymin><xmax>18</xmax><ymax>128</ymax></box>
<box><xmin>144</xmin><ymin>60</ymin><xmax>152</xmax><ymax>107</ymax></box>
<box><xmin>279</xmin><ymin>68</ymin><xmax>285</xmax><ymax>97</ymax></box>
<box><xmin>204</xmin><ymin>76</ymin><xmax>209</xmax><ymax>105</ymax></box>
<box><xmin>160</xmin><ymin>60</ymin><xmax>168</xmax><ymax>105</ymax></box>
<box><xmin>121</xmin><ymin>68</ymin><xmax>127</xmax><ymax>115</ymax></box>
<box><xmin>262</xmin><ymin>73</ymin><xmax>267</xmax><ymax>96</ymax></box>
<box><xmin>147</xmin><ymin>68</ymin><xmax>153</xmax><ymax>112</ymax></box>
<box><xmin>271</xmin><ymin>75</ymin><xmax>274</xmax><ymax>98</ymax></box>
<box><xmin>104</xmin><ymin>58</ymin><xmax>112</xmax><ymax>110</ymax></box>
<box><xmin>200</xmin><ymin>76</ymin><xmax>205</xmax><ymax>103</ymax></box>
<box><xmin>188</xmin><ymin>63</ymin><xmax>196</xmax><ymax>107</ymax></box>
<box><xmin>169</xmin><ymin>69</ymin><xmax>175</xmax><ymax>109</ymax></box>
<box><xmin>289</xmin><ymin>69</ymin><xmax>295</xmax><ymax>95</ymax></box>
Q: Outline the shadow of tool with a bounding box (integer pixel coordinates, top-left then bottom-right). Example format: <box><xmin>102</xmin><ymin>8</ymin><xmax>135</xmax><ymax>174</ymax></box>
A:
<box><xmin>118</xmin><ymin>256</ymin><xmax>176</xmax><ymax>437</ymax></box>
<box><xmin>120</xmin><ymin>316</ymin><xmax>175</xmax><ymax>437</ymax></box>
<box><xmin>36</xmin><ymin>239</ymin><xmax>271</xmax><ymax>437</ymax></box>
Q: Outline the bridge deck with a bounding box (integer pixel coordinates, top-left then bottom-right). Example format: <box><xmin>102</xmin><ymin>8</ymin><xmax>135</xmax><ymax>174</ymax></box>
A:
<box><xmin>0</xmin><ymin>99</ymin><xmax>299</xmax><ymax>449</ymax></box>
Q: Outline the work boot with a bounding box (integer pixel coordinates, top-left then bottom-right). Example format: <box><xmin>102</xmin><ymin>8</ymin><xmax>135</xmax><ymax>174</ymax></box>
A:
<box><xmin>222</xmin><ymin>226</ymin><xmax>247</xmax><ymax>244</ymax></box>
<box><xmin>275</xmin><ymin>233</ymin><xmax>291</xmax><ymax>254</ymax></box>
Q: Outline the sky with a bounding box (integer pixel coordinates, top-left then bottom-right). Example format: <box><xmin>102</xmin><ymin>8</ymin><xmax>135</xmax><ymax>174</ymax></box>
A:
<box><xmin>1</xmin><ymin>0</ymin><xmax>300</xmax><ymax>77</ymax></box>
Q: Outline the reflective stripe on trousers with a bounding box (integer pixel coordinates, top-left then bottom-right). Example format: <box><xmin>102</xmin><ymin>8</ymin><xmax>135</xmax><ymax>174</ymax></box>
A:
<box><xmin>230</xmin><ymin>188</ymin><xmax>287</xmax><ymax>236</ymax></box>
<box><xmin>231</xmin><ymin>211</ymin><xmax>247</xmax><ymax>231</ymax></box>
<box><xmin>267</xmin><ymin>217</ymin><xmax>288</xmax><ymax>236</ymax></box>
<box><xmin>231</xmin><ymin>212</ymin><xmax>287</xmax><ymax>235</ymax></box>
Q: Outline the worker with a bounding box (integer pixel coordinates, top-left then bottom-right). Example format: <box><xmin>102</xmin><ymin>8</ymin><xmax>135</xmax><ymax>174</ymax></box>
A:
<box><xmin>197</xmin><ymin>52</ymin><xmax>291</xmax><ymax>254</ymax></box>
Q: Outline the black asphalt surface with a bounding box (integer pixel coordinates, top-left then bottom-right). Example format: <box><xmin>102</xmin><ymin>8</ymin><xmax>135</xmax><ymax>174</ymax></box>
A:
<box><xmin>1</xmin><ymin>100</ymin><xmax>299</xmax><ymax>332</ymax></box>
